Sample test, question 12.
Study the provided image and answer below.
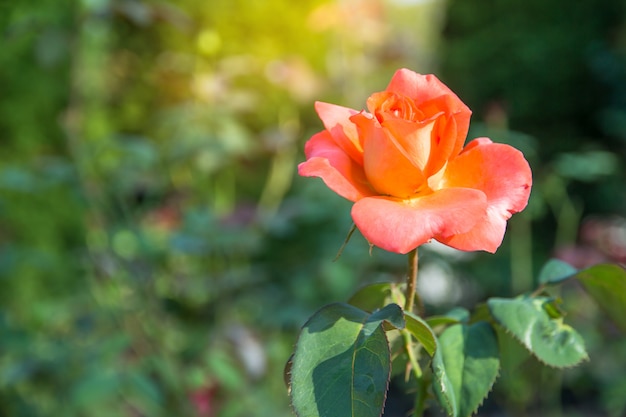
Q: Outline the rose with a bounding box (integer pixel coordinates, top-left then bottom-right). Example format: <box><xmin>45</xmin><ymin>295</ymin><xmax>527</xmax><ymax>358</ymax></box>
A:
<box><xmin>298</xmin><ymin>68</ymin><xmax>532</xmax><ymax>254</ymax></box>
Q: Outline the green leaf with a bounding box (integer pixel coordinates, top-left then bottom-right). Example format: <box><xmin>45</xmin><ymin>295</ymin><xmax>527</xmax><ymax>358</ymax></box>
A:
<box><xmin>444</xmin><ymin>307</ymin><xmax>471</xmax><ymax>323</ymax></box>
<box><xmin>290</xmin><ymin>303</ymin><xmax>403</xmax><ymax>417</ymax></box>
<box><xmin>404</xmin><ymin>312</ymin><xmax>437</xmax><ymax>356</ymax></box>
<box><xmin>426</xmin><ymin>315</ymin><xmax>460</xmax><ymax>328</ymax></box>
<box><xmin>427</xmin><ymin>307</ymin><xmax>470</xmax><ymax>328</ymax></box>
<box><xmin>487</xmin><ymin>296</ymin><xmax>588</xmax><ymax>368</ymax></box>
<box><xmin>431</xmin><ymin>322</ymin><xmax>500</xmax><ymax>417</ymax></box>
<box><xmin>431</xmin><ymin>339</ymin><xmax>457</xmax><ymax>417</ymax></box>
<box><xmin>576</xmin><ymin>264</ymin><xmax>626</xmax><ymax>332</ymax></box>
<box><xmin>538</xmin><ymin>259</ymin><xmax>578</xmax><ymax>285</ymax></box>
<box><xmin>348</xmin><ymin>283</ymin><xmax>399</xmax><ymax>313</ymax></box>
<box><xmin>371</xmin><ymin>303</ymin><xmax>405</xmax><ymax>330</ymax></box>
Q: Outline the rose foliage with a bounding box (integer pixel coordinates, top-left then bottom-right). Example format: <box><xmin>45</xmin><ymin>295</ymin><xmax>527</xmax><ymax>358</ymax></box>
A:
<box><xmin>298</xmin><ymin>69</ymin><xmax>532</xmax><ymax>254</ymax></box>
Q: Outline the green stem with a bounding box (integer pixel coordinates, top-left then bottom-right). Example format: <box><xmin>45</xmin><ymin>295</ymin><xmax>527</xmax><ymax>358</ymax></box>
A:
<box><xmin>414</xmin><ymin>374</ymin><xmax>429</xmax><ymax>417</ymax></box>
<box><xmin>402</xmin><ymin>248</ymin><xmax>426</xmax><ymax>416</ymax></box>
<box><xmin>402</xmin><ymin>329</ymin><xmax>422</xmax><ymax>379</ymax></box>
<box><xmin>404</xmin><ymin>248</ymin><xmax>424</xmax><ymax>316</ymax></box>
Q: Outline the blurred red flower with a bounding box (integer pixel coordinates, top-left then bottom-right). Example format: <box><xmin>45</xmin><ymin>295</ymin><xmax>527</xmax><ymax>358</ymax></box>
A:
<box><xmin>190</xmin><ymin>384</ymin><xmax>218</xmax><ymax>417</ymax></box>
<box><xmin>298</xmin><ymin>69</ymin><xmax>532</xmax><ymax>254</ymax></box>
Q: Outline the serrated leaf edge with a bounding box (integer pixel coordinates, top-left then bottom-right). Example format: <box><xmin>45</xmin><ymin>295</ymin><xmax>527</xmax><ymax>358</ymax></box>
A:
<box><xmin>430</xmin><ymin>323</ymin><xmax>500</xmax><ymax>417</ymax></box>
<box><xmin>489</xmin><ymin>313</ymin><xmax>588</xmax><ymax>369</ymax></box>
<box><xmin>378</xmin><ymin>329</ymin><xmax>392</xmax><ymax>417</ymax></box>
<box><xmin>461</xmin><ymin>323</ymin><xmax>501</xmax><ymax>417</ymax></box>
<box><xmin>466</xmin><ymin>367</ymin><xmax>500</xmax><ymax>417</ymax></box>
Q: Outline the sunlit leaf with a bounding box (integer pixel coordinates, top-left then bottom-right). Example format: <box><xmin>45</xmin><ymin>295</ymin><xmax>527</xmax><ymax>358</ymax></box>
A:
<box><xmin>431</xmin><ymin>322</ymin><xmax>499</xmax><ymax>417</ymax></box>
<box><xmin>426</xmin><ymin>315</ymin><xmax>460</xmax><ymax>328</ymax></box>
<box><xmin>404</xmin><ymin>312</ymin><xmax>437</xmax><ymax>356</ymax></box>
<box><xmin>290</xmin><ymin>303</ymin><xmax>403</xmax><ymax>417</ymax></box>
<box><xmin>487</xmin><ymin>296</ymin><xmax>588</xmax><ymax>368</ymax></box>
<box><xmin>348</xmin><ymin>283</ymin><xmax>398</xmax><ymax>312</ymax></box>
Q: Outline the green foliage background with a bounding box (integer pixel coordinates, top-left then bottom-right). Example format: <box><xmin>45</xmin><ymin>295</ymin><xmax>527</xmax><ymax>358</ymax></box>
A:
<box><xmin>1</xmin><ymin>0</ymin><xmax>625</xmax><ymax>416</ymax></box>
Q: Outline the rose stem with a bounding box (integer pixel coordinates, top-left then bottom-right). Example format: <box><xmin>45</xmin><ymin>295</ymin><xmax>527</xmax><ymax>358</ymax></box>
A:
<box><xmin>402</xmin><ymin>248</ymin><xmax>427</xmax><ymax>417</ymax></box>
<box><xmin>402</xmin><ymin>248</ymin><xmax>422</xmax><ymax>381</ymax></box>
<box><xmin>404</xmin><ymin>248</ymin><xmax>424</xmax><ymax>316</ymax></box>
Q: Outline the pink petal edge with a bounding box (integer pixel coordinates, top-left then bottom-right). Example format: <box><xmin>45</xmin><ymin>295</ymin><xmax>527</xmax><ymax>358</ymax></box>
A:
<box><xmin>298</xmin><ymin>131</ymin><xmax>374</xmax><ymax>202</ymax></box>
<box><xmin>314</xmin><ymin>101</ymin><xmax>364</xmax><ymax>165</ymax></box>
<box><xmin>351</xmin><ymin>188</ymin><xmax>488</xmax><ymax>254</ymax></box>
<box><xmin>436</xmin><ymin>138</ymin><xmax>532</xmax><ymax>252</ymax></box>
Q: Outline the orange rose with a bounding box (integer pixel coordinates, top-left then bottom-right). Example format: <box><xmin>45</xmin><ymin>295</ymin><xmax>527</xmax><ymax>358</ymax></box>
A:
<box><xmin>298</xmin><ymin>69</ymin><xmax>532</xmax><ymax>254</ymax></box>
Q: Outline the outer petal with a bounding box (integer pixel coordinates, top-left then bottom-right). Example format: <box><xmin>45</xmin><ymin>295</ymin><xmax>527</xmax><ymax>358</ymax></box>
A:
<box><xmin>351</xmin><ymin>113</ymin><xmax>427</xmax><ymax>198</ymax></box>
<box><xmin>351</xmin><ymin>188</ymin><xmax>488</xmax><ymax>254</ymax></box>
<box><xmin>386</xmin><ymin>70</ymin><xmax>456</xmax><ymax>105</ymax></box>
<box><xmin>385</xmin><ymin>69</ymin><xmax>471</xmax><ymax>146</ymax></box>
<box><xmin>298</xmin><ymin>131</ymin><xmax>375</xmax><ymax>202</ymax></box>
<box><xmin>436</xmin><ymin>138</ymin><xmax>532</xmax><ymax>252</ymax></box>
<box><xmin>314</xmin><ymin>101</ymin><xmax>364</xmax><ymax>165</ymax></box>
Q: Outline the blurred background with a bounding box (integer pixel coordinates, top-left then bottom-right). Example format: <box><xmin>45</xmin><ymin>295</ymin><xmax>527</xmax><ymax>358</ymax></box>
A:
<box><xmin>1</xmin><ymin>0</ymin><xmax>625</xmax><ymax>416</ymax></box>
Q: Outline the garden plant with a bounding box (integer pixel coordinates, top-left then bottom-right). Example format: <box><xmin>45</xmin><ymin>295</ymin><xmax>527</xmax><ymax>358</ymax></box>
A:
<box><xmin>2</xmin><ymin>1</ymin><xmax>626</xmax><ymax>416</ymax></box>
<box><xmin>287</xmin><ymin>68</ymin><xmax>626</xmax><ymax>417</ymax></box>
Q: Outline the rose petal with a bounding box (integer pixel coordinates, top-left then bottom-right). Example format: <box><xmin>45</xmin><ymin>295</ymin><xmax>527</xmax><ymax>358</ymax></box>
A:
<box><xmin>436</xmin><ymin>138</ymin><xmax>533</xmax><ymax>252</ymax></box>
<box><xmin>385</xmin><ymin>69</ymin><xmax>471</xmax><ymax>152</ymax></box>
<box><xmin>444</xmin><ymin>138</ymin><xmax>532</xmax><ymax>213</ymax></box>
<box><xmin>366</xmin><ymin>91</ymin><xmax>425</xmax><ymax>123</ymax></box>
<box><xmin>351</xmin><ymin>188</ymin><xmax>488</xmax><ymax>254</ymax></box>
<box><xmin>372</xmin><ymin>98</ymin><xmax>465</xmax><ymax>178</ymax></box>
<box><xmin>386</xmin><ymin>70</ymin><xmax>471</xmax><ymax>119</ymax></box>
<box><xmin>351</xmin><ymin>113</ymin><xmax>427</xmax><ymax>198</ymax></box>
<box><xmin>386</xmin><ymin>70</ymin><xmax>453</xmax><ymax>104</ymax></box>
<box><xmin>461</xmin><ymin>136</ymin><xmax>493</xmax><ymax>151</ymax></box>
<box><xmin>315</xmin><ymin>101</ymin><xmax>364</xmax><ymax>165</ymax></box>
<box><xmin>298</xmin><ymin>131</ymin><xmax>374</xmax><ymax>202</ymax></box>
<box><xmin>436</xmin><ymin>206</ymin><xmax>507</xmax><ymax>253</ymax></box>
<box><xmin>426</xmin><ymin>114</ymin><xmax>464</xmax><ymax>174</ymax></box>
<box><xmin>381</xmin><ymin>118</ymin><xmax>438</xmax><ymax>172</ymax></box>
